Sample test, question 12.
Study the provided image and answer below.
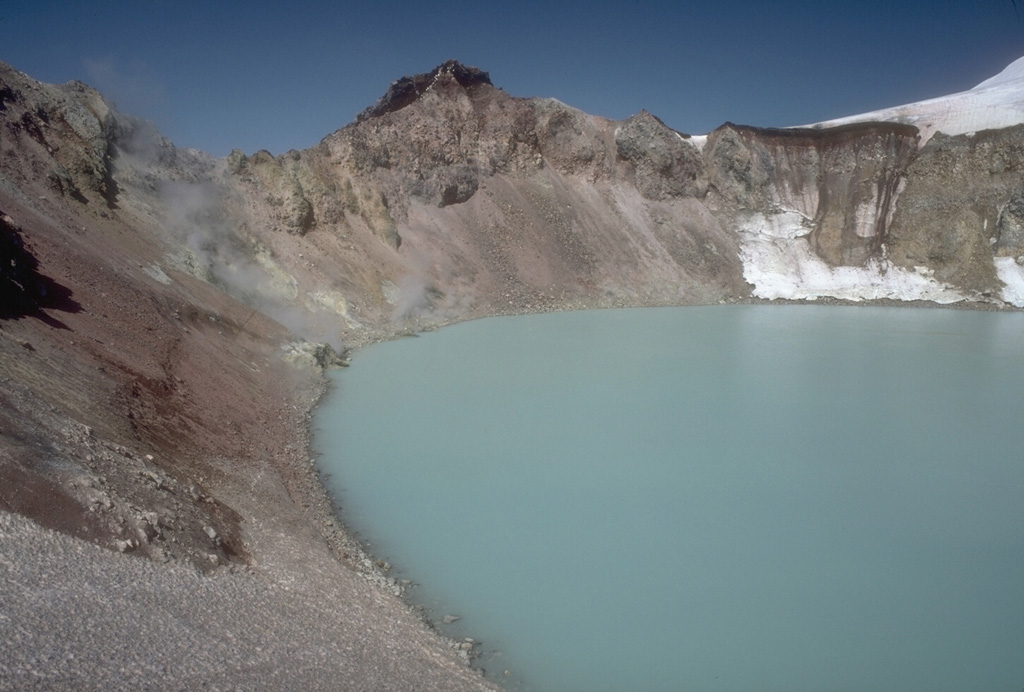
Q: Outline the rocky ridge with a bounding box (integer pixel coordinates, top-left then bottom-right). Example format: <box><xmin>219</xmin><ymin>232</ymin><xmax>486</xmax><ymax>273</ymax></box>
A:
<box><xmin>206</xmin><ymin>61</ymin><xmax>1024</xmax><ymax>337</ymax></box>
<box><xmin>2</xmin><ymin>58</ymin><xmax>1024</xmax><ymax>689</ymax></box>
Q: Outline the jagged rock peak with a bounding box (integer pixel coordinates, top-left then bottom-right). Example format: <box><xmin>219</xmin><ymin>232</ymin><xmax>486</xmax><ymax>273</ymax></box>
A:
<box><xmin>626</xmin><ymin>109</ymin><xmax>692</xmax><ymax>139</ymax></box>
<box><xmin>356</xmin><ymin>60</ymin><xmax>492</xmax><ymax>122</ymax></box>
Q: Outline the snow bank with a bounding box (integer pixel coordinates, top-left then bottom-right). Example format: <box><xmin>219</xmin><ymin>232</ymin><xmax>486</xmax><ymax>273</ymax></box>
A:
<box><xmin>995</xmin><ymin>256</ymin><xmax>1024</xmax><ymax>307</ymax></box>
<box><xmin>737</xmin><ymin>213</ymin><xmax>966</xmax><ymax>303</ymax></box>
<box><xmin>805</xmin><ymin>56</ymin><xmax>1024</xmax><ymax>144</ymax></box>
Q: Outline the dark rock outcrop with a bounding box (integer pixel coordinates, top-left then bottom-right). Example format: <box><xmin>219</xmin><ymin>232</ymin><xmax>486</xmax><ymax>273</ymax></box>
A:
<box><xmin>0</xmin><ymin>211</ymin><xmax>80</xmax><ymax>319</ymax></box>
<box><xmin>1</xmin><ymin>213</ymin><xmax>47</xmax><ymax>316</ymax></box>
<box><xmin>356</xmin><ymin>60</ymin><xmax>493</xmax><ymax>122</ymax></box>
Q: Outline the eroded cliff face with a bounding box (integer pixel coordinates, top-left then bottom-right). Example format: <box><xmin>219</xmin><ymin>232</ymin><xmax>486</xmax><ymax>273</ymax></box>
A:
<box><xmin>706</xmin><ymin>120</ymin><xmax>1024</xmax><ymax>305</ymax></box>
<box><xmin>706</xmin><ymin>123</ymin><xmax>917</xmax><ymax>263</ymax></box>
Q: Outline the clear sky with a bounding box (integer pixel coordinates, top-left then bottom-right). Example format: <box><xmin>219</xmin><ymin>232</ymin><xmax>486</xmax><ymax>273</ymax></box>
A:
<box><xmin>3</xmin><ymin>1</ymin><xmax>1024</xmax><ymax>156</ymax></box>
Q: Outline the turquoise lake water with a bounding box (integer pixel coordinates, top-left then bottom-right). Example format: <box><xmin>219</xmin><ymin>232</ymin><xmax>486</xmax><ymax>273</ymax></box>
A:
<box><xmin>314</xmin><ymin>305</ymin><xmax>1024</xmax><ymax>692</ymax></box>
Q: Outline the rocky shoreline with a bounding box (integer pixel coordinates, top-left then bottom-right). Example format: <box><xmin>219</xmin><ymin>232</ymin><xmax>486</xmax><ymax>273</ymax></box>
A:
<box><xmin>0</xmin><ymin>326</ymin><xmax>501</xmax><ymax>692</ymax></box>
<box><xmin>297</xmin><ymin>378</ymin><xmax>492</xmax><ymax>665</ymax></box>
<box><xmin>289</xmin><ymin>291</ymin><xmax>1021</xmax><ymax>686</ymax></box>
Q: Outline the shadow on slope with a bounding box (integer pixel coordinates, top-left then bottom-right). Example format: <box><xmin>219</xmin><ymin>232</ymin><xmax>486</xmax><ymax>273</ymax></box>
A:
<box><xmin>0</xmin><ymin>210</ymin><xmax>81</xmax><ymax>327</ymax></box>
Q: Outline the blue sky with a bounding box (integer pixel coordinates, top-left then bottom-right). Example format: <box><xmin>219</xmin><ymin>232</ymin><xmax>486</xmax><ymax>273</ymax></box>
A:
<box><xmin>3</xmin><ymin>1</ymin><xmax>1024</xmax><ymax>156</ymax></box>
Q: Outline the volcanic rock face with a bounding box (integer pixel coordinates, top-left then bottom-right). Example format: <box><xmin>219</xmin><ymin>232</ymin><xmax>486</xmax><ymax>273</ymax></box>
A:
<box><xmin>207</xmin><ymin>60</ymin><xmax>1024</xmax><ymax>326</ymax></box>
<box><xmin>886</xmin><ymin>126</ymin><xmax>1024</xmax><ymax>293</ymax></box>
<box><xmin>705</xmin><ymin>123</ymin><xmax>918</xmax><ymax>261</ymax></box>
<box><xmin>357</xmin><ymin>59</ymin><xmax>493</xmax><ymax>122</ymax></box>
<box><xmin>2</xmin><ymin>57</ymin><xmax>1024</xmax><ymax>689</ymax></box>
<box><xmin>615</xmin><ymin>110</ymin><xmax>706</xmax><ymax>200</ymax></box>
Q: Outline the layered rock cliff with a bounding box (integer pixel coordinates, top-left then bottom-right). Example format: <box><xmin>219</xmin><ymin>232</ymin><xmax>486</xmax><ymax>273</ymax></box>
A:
<box><xmin>2</xmin><ymin>57</ymin><xmax>1023</xmax><ymax>689</ymax></box>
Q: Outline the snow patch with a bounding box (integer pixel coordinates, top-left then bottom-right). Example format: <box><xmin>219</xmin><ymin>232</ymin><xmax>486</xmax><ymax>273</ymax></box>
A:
<box><xmin>974</xmin><ymin>55</ymin><xmax>1024</xmax><ymax>89</ymax></box>
<box><xmin>994</xmin><ymin>256</ymin><xmax>1024</xmax><ymax>307</ymax></box>
<box><xmin>804</xmin><ymin>56</ymin><xmax>1024</xmax><ymax>144</ymax></box>
<box><xmin>687</xmin><ymin>134</ymin><xmax>707</xmax><ymax>152</ymax></box>
<box><xmin>853</xmin><ymin>201</ymin><xmax>879</xmax><ymax>239</ymax></box>
<box><xmin>738</xmin><ymin>213</ymin><xmax>965</xmax><ymax>303</ymax></box>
